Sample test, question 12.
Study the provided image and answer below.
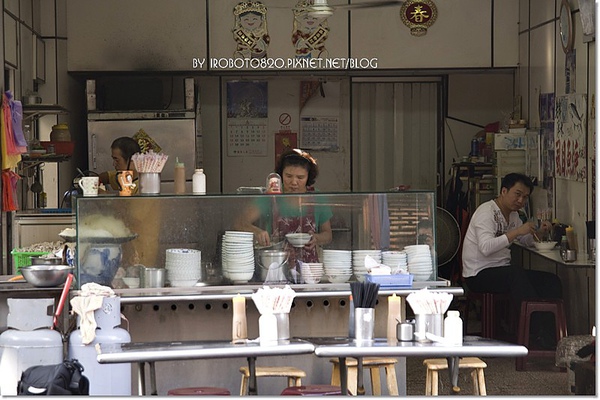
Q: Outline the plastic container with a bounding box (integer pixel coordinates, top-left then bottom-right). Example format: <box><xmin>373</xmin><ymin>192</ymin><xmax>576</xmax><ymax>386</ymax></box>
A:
<box><xmin>50</xmin><ymin>124</ymin><xmax>71</xmax><ymax>142</ymax></box>
<box><xmin>258</xmin><ymin>313</ymin><xmax>278</xmax><ymax>344</ymax></box>
<box><xmin>192</xmin><ymin>169</ymin><xmax>206</xmax><ymax>194</ymax></box>
<box><xmin>266</xmin><ymin>173</ymin><xmax>282</xmax><ymax>194</ymax></box>
<box><xmin>560</xmin><ymin>235</ymin><xmax>569</xmax><ymax>257</ymax></box>
<box><xmin>444</xmin><ymin>310</ymin><xmax>463</xmax><ymax>345</ymax></box>
<box><xmin>470</xmin><ymin>138</ymin><xmax>479</xmax><ymax>157</ymax></box>
<box><xmin>174</xmin><ymin>158</ymin><xmax>186</xmax><ymax>194</ymax></box>
<box><xmin>11</xmin><ymin>250</ymin><xmax>51</xmax><ymax>273</ymax></box>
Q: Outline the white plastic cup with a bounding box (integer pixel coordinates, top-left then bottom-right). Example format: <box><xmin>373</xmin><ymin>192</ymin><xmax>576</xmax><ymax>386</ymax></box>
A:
<box><xmin>259</xmin><ymin>313</ymin><xmax>278</xmax><ymax>345</ymax></box>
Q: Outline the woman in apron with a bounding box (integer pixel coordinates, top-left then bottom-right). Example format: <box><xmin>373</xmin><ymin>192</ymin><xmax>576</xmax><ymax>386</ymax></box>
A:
<box><xmin>235</xmin><ymin>148</ymin><xmax>333</xmax><ymax>266</ymax></box>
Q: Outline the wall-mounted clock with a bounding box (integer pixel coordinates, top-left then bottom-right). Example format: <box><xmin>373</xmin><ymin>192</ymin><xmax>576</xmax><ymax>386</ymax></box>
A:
<box><xmin>559</xmin><ymin>0</ymin><xmax>574</xmax><ymax>53</ymax></box>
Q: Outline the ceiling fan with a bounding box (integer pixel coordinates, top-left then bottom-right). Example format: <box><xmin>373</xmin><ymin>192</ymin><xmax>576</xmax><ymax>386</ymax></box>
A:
<box><xmin>279</xmin><ymin>0</ymin><xmax>406</xmax><ymax>18</ymax></box>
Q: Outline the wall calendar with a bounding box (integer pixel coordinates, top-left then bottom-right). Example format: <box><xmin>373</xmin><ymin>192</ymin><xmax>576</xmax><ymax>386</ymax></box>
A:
<box><xmin>300</xmin><ymin>116</ymin><xmax>339</xmax><ymax>151</ymax></box>
<box><xmin>227</xmin><ymin>118</ymin><xmax>268</xmax><ymax>156</ymax></box>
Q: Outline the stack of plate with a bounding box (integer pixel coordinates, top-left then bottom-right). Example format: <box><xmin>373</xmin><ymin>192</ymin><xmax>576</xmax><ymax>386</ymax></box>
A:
<box><xmin>382</xmin><ymin>251</ymin><xmax>408</xmax><ymax>270</ymax></box>
<box><xmin>165</xmin><ymin>248</ymin><xmax>201</xmax><ymax>287</ymax></box>
<box><xmin>352</xmin><ymin>250</ymin><xmax>382</xmax><ymax>282</ymax></box>
<box><xmin>322</xmin><ymin>250</ymin><xmax>352</xmax><ymax>283</ymax></box>
<box><xmin>300</xmin><ymin>262</ymin><xmax>324</xmax><ymax>284</ymax></box>
<box><xmin>221</xmin><ymin>231</ymin><xmax>255</xmax><ymax>283</ymax></box>
<box><xmin>403</xmin><ymin>244</ymin><xmax>434</xmax><ymax>281</ymax></box>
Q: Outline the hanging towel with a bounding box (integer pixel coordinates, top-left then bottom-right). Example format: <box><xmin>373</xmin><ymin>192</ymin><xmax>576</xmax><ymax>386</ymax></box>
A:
<box><xmin>2</xmin><ymin>170</ymin><xmax>20</xmax><ymax>211</ymax></box>
<box><xmin>70</xmin><ymin>295</ymin><xmax>104</xmax><ymax>344</ymax></box>
<box><xmin>7</xmin><ymin>93</ymin><xmax>27</xmax><ymax>148</ymax></box>
<box><xmin>70</xmin><ymin>283</ymin><xmax>116</xmax><ymax>344</ymax></box>
<box><xmin>1</xmin><ymin>94</ymin><xmax>21</xmax><ymax>169</ymax></box>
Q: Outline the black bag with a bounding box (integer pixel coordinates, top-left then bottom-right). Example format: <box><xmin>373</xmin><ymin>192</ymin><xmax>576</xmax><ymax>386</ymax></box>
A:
<box><xmin>17</xmin><ymin>359</ymin><xmax>90</xmax><ymax>395</ymax></box>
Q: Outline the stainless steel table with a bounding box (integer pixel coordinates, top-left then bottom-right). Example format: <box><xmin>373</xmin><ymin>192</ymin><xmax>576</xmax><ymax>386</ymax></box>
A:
<box><xmin>96</xmin><ymin>339</ymin><xmax>315</xmax><ymax>396</ymax></box>
<box><xmin>311</xmin><ymin>336</ymin><xmax>529</xmax><ymax>395</ymax></box>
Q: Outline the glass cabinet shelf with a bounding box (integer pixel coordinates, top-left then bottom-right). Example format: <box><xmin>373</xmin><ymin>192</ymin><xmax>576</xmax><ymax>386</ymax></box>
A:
<box><xmin>74</xmin><ymin>191</ymin><xmax>438</xmax><ymax>291</ymax></box>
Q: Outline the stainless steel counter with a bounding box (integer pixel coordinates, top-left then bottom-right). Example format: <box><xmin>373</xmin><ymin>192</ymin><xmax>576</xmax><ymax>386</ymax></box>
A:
<box><xmin>97</xmin><ymin>339</ymin><xmax>315</xmax><ymax>395</ymax></box>
<box><xmin>97</xmin><ymin>336</ymin><xmax>525</xmax><ymax>396</ymax></box>
<box><xmin>103</xmin><ymin>280</ymin><xmax>463</xmax><ymax>304</ymax></box>
<box><xmin>312</xmin><ymin>336</ymin><xmax>528</xmax><ymax>395</ymax></box>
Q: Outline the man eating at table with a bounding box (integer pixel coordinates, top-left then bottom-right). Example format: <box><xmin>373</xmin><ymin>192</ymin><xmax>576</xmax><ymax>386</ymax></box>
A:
<box><xmin>461</xmin><ymin>172</ymin><xmax>562</xmax><ymax>349</ymax></box>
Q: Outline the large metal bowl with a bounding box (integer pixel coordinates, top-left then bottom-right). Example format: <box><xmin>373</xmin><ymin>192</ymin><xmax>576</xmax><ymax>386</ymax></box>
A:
<box><xmin>20</xmin><ymin>265</ymin><xmax>74</xmax><ymax>287</ymax></box>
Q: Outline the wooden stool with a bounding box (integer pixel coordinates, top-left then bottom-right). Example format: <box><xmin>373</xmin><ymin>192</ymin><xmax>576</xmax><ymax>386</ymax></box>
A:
<box><xmin>515</xmin><ymin>299</ymin><xmax>568</xmax><ymax>371</ymax></box>
<box><xmin>330</xmin><ymin>357</ymin><xmax>399</xmax><ymax>395</ymax></box>
<box><xmin>423</xmin><ymin>357</ymin><xmax>487</xmax><ymax>396</ymax></box>
<box><xmin>280</xmin><ymin>385</ymin><xmax>342</xmax><ymax>396</ymax></box>
<box><xmin>239</xmin><ymin>366</ymin><xmax>306</xmax><ymax>396</ymax></box>
<box><xmin>167</xmin><ymin>387</ymin><xmax>231</xmax><ymax>396</ymax></box>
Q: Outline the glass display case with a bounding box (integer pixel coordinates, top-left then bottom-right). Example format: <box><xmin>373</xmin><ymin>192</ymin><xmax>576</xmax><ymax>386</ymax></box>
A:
<box><xmin>74</xmin><ymin>191</ymin><xmax>438</xmax><ymax>289</ymax></box>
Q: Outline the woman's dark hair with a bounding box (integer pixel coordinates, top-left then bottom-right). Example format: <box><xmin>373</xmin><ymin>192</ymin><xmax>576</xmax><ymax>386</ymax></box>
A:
<box><xmin>111</xmin><ymin>137</ymin><xmax>141</xmax><ymax>166</ymax></box>
<box><xmin>501</xmin><ymin>173</ymin><xmax>534</xmax><ymax>193</ymax></box>
<box><xmin>275</xmin><ymin>148</ymin><xmax>319</xmax><ymax>187</ymax></box>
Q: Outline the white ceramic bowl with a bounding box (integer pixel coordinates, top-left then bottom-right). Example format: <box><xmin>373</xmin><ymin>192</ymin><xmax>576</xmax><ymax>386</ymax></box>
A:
<box><xmin>286</xmin><ymin>233</ymin><xmax>311</xmax><ymax>247</ymax></box>
<box><xmin>534</xmin><ymin>241</ymin><xmax>557</xmax><ymax>251</ymax></box>
<box><xmin>326</xmin><ymin>274</ymin><xmax>352</xmax><ymax>283</ymax></box>
<box><xmin>228</xmin><ymin>271</ymin><xmax>254</xmax><ymax>283</ymax></box>
<box><xmin>122</xmin><ymin>277</ymin><xmax>140</xmax><ymax>288</ymax></box>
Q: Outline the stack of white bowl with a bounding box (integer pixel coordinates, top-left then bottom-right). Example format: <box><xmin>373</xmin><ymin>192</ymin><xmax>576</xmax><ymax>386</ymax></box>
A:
<box><xmin>382</xmin><ymin>251</ymin><xmax>408</xmax><ymax>271</ymax></box>
<box><xmin>352</xmin><ymin>250</ymin><xmax>382</xmax><ymax>282</ymax></box>
<box><xmin>322</xmin><ymin>249</ymin><xmax>352</xmax><ymax>283</ymax></box>
<box><xmin>300</xmin><ymin>262</ymin><xmax>324</xmax><ymax>284</ymax></box>
<box><xmin>165</xmin><ymin>248</ymin><xmax>202</xmax><ymax>287</ymax></box>
<box><xmin>403</xmin><ymin>244</ymin><xmax>434</xmax><ymax>281</ymax></box>
<box><xmin>221</xmin><ymin>231</ymin><xmax>255</xmax><ymax>283</ymax></box>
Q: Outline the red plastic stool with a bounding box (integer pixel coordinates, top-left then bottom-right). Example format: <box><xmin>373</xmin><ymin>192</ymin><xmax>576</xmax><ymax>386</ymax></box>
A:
<box><xmin>280</xmin><ymin>385</ymin><xmax>343</xmax><ymax>396</ymax></box>
<box><xmin>167</xmin><ymin>387</ymin><xmax>231</xmax><ymax>396</ymax></box>
<box><xmin>516</xmin><ymin>299</ymin><xmax>568</xmax><ymax>371</ymax></box>
<box><xmin>464</xmin><ymin>291</ymin><xmax>512</xmax><ymax>339</ymax></box>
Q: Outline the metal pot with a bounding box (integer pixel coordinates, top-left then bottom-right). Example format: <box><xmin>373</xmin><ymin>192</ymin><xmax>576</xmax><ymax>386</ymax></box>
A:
<box><xmin>257</xmin><ymin>250</ymin><xmax>288</xmax><ymax>281</ymax></box>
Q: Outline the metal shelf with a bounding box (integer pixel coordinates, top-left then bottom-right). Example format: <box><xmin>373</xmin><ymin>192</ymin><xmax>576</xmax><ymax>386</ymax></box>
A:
<box><xmin>22</xmin><ymin>104</ymin><xmax>68</xmax><ymax>122</ymax></box>
<box><xmin>19</xmin><ymin>154</ymin><xmax>71</xmax><ymax>170</ymax></box>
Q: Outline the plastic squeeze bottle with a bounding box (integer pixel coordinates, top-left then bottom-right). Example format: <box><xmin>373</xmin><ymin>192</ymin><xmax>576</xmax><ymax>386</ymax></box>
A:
<box><xmin>387</xmin><ymin>293</ymin><xmax>402</xmax><ymax>340</ymax></box>
<box><xmin>192</xmin><ymin>169</ymin><xmax>206</xmax><ymax>194</ymax></box>
<box><xmin>174</xmin><ymin>158</ymin><xmax>186</xmax><ymax>194</ymax></box>
<box><xmin>443</xmin><ymin>310</ymin><xmax>463</xmax><ymax>345</ymax></box>
<box><xmin>231</xmin><ymin>294</ymin><xmax>247</xmax><ymax>343</ymax></box>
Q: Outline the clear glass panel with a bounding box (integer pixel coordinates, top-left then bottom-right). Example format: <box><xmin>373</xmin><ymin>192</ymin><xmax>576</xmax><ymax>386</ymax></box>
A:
<box><xmin>74</xmin><ymin>191</ymin><xmax>437</xmax><ymax>289</ymax></box>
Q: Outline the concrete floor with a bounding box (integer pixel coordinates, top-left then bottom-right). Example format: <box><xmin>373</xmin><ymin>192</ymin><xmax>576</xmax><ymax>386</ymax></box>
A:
<box><xmin>402</xmin><ymin>297</ymin><xmax>572</xmax><ymax>396</ymax></box>
<box><xmin>405</xmin><ymin>355</ymin><xmax>569</xmax><ymax>396</ymax></box>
